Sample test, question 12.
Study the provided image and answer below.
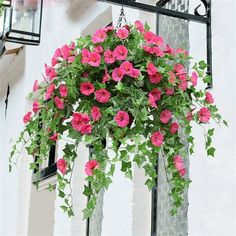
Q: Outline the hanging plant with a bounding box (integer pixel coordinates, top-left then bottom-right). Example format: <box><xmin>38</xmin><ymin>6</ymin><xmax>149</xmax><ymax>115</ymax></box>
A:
<box><xmin>10</xmin><ymin>21</ymin><xmax>227</xmax><ymax>218</ymax></box>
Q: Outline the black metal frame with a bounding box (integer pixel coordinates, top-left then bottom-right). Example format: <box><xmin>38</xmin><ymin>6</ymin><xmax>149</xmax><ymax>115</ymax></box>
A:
<box><xmin>98</xmin><ymin>1</ymin><xmax>212</xmax><ymax>235</ymax></box>
<box><xmin>0</xmin><ymin>0</ymin><xmax>43</xmax><ymax>46</ymax></box>
<box><xmin>1</xmin><ymin>0</ymin><xmax>11</xmax><ymax>7</ymax></box>
<box><xmin>32</xmin><ymin>145</ymin><xmax>57</xmax><ymax>183</ymax></box>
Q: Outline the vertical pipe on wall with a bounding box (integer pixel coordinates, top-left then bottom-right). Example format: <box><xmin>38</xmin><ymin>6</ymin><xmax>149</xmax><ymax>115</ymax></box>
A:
<box><xmin>206</xmin><ymin>0</ymin><xmax>212</xmax><ymax>88</ymax></box>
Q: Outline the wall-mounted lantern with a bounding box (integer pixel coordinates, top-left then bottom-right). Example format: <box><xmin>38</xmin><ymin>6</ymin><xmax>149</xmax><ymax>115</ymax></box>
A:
<box><xmin>0</xmin><ymin>0</ymin><xmax>43</xmax><ymax>46</ymax></box>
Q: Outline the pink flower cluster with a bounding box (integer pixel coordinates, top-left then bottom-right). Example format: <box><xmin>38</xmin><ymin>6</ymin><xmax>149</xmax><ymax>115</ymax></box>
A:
<box><xmin>112</xmin><ymin>61</ymin><xmax>141</xmax><ymax>82</ymax></box>
<box><xmin>71</xmin><ymin>112</ymin><xmax>92</xmax><ymax>135</ymax></box>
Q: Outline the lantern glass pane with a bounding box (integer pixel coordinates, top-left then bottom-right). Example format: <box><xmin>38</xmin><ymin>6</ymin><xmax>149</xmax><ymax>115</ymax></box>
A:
<box><xmin>0</xmin><ymin>7</ymin><xmax>11</xmax><ymax>39</ymax></box>
<box><xmin>6</xmin><ymin>0</ymin><xmax>42</xmax><ymax>43</ymax></box>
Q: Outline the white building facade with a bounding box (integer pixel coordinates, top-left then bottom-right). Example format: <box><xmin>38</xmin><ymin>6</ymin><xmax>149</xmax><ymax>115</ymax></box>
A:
<box><xmin>0</xmin><ymin>0</ymin><xmax>235</xmax><ymax>235</ymax></box>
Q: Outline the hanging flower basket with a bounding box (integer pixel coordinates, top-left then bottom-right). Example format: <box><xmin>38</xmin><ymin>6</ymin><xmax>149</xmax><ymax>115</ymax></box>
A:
<box><xmin>10</xmin><ymin>21</ymin><xmax>227</xmax><ymax>218</ymax></box>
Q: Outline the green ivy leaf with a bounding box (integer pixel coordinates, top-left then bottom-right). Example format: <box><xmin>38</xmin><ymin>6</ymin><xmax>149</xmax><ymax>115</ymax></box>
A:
<box><xmin>121</xmin><ymin>161</ymin><xmax>131</xmax><ymax>172</ymax></box>
<box><xmin>59</xmin><ymin>190</ymin><xmax>65</xmax><ymax>198</ymax></box>
<box><xmin>83</xmin><ymin>185</ymin><xmax>93</xmax><ymax>196</ymax></box>
<box><xmin>223</xmin><ymin>120</ymin><xmax>228</xmax><ymax>127</ymax></box>
<box><xmin>207</xmin><ymin>147</ymin><xmax>216</xmax><ymax>157</ymax></box>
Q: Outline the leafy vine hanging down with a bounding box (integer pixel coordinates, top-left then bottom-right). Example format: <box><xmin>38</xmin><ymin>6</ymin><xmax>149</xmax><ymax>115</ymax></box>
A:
<box><xmin>10</xmin><ymin>21</ymin><xmax>227</xmax><ymax>218</ymax></box>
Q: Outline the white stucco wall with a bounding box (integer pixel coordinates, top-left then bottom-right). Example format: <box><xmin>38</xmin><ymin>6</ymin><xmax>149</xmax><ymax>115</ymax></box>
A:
<box><xmin>188</xmin><ymin>0</ymin><xmax>236</xmax><ymax>235</ymax></box>
<box><xmin>0</xmin><ymin>0</ymin><xmax>236</xmax><ymax>236</ymax></box>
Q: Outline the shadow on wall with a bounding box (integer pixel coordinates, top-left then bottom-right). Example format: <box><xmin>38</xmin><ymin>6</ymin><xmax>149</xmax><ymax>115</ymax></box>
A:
<box><xmin>65</xmin><ymin>0</ymin><xmax>97</xmax><ymax>22</ymax></box>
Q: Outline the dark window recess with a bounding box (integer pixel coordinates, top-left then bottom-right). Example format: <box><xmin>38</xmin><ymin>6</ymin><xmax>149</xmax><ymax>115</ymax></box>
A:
<box><xmin>33</xmin><ymin>113</ymin><xmax>57</xmax><ymax>183</ymax></box>
<box><xmin>33</xmin><ymin>145</ymin><xmax>57</xmax><ymax>183</ymax></box>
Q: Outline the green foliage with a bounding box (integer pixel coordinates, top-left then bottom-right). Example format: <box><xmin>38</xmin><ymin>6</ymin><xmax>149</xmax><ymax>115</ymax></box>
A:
<box><xmin>9</xmin><ymin>22</ymin><xmax>226</xmax><ymax>219</ymax></box>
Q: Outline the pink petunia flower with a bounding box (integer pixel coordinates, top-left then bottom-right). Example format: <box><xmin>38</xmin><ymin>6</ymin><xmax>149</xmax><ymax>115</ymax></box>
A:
<box><xmin>85</xmin><ymin>160</ymin><xmax>99</xmax><ymax>176</ymax></box>
<box><xmin>95</xmin><ymin>89</ymin><xmax>111</xmax><ymax>103</ymax></box>
<box><xmin>59</xmin><ymin>84</ymin><xmax>68</xmax><ymax>97</ymax></box>
<box><xmin>23</xmin><ymin>112</ymin><xmax>32</xmax><ymax>124</ymax></box>
<box><xmin>176</xmin><ymin>48</ymin><xmax>189</xmax><ymax>56</ymax></box>
<box><xmin>57</xmin><ymin>158</ymin><xmax>67</xmax><ymax>175</ymax></box>
<box><xmin>134</xmin><ymin>20</ymin><xmax>144</xmax><ymax>33</ymax></box>
<box><xmin>51</xmin><ymin>48</ymin><xmax>62</xmax><ymax>66</ymax></box>
<box><xmin>91</xmin><ymin>106</ymin><xmax>102</xmax><ymax>121</ymax></box>
<box><xmin>186</xmin><ymin>111</ymin><xmax>193</xmax><ymax>122</ymax></box>
<box><xmin>54</xmin><ymin>96</ymin><xmax>64</xmax><ymax>110</ymax></box>
<box><xmin>160</xmin><ymin>109</ymin><xmax>172</xmax><ymax>124</ymax></box>
<box><xmin>94</xmin><ymin>45</ymin><xmax>104</xmax><ymax>54</ymax></box>
<box><xmin>104</xmin><ymin>50</ymin><xmax>115</xmax><ymax>64</ymax></box>
<box><xmin>153</xmin><ymin>47</ymin><xmax>164</xmax><ymax>57</ymax></box>
<box><xmin>179</xmin><ymin>81</ymin><xmax>188</xmax><ymax>92</ymax></box>
<box><xmin>80</xmin><ymin>124</ymin><xmax>92</xmax><ymax>134</ymax></box>
<box><xmin>81</xmin><ymin>48</ymin><xmax>91</xmax><ymax>64</ymax></box>
<box><xmin>130</xmin><ymin>68</ymin><xmax>141</xmax><ymax>79</ymax></box>
<box><xmin>144</xmin><ymin>31</ymin><xmax>155</xmax><ymax>44</ymax></box>
<box><xmin>33</xmin><ymin>80</ymin><xmax>39</xmax><ymax>91</ymax></box>
<box><xmin>50</xmin><ymin>133</ymin><xmax>59</xmax><ymax>141</ymax></box>
<box><xmin>71</xmin><ymin>112</ymin><xmax>90</xmax><ymax>132</ymax></box>
<box><xmin>174</xmin><ymin>63</ymin><xmax>185</xmax><ymax>74</ymax></box>
<box><xmin>80</xmin><ymin>82</ymin><xmax>95</xmax><ymax>96</ymax></box>
<box><xmin>82</xmin><ymin>72</ymin><xmax>89</xmax><ymax>78</ymax></box>
<box><xmin>88</xmin><ymin>52</ymin><xmax>101</xmax><ymax>67</ymax></box>
<box><xmin>179</xmin><ymin>168</ymin><xmax>186</xmax><ymax>177</ymax></box>
<box><xmin>116</xmin><ymin>28</ymin><xmax>129</xmax><ymax>40</ymax></box>
<box><xmin>170</xmin><ymin>122</ymin><xmax>179</xmax><ymax>134</ymax></box>
<box><xmin>45</xmin><ymin>64</ymin><xmax>57</xmax><ymax>81</ymax></box>
<box><xmin>102</xmin><ymin>70</ymin><xmax>110</xmax><ymax>84</ymax></box>
<box><xmin>152</xmin><ymin>36</ymin><xmax>164</xmax><ymax>46</ymax></box>
<box><xmin>68</xmin><ymin>56</ymin><xmax>75</xmax><ymax>64</ymax></box>
<box><xmin>147</xmin><ymin>62</ymin><xmax>157</xmax><ymax>76</ymax></box>
<box><xmin>92</xmin><ymin>29</ymin><xmax>107</xmax><ymax>43</ymax></box>
<box><xmin>205</xmin><ymin>91</ymin><xmax>214</xmax><ymax>104</ymax></box>
<box><xmin>143</xmin><ymin>45</ymin><xmax>152</xmax><ymax>54</ymax></box>
<box><xmin>114</xmin><ymin>111</ymin><xmax>130</xmax><ymax>128</ymax></box>
<box><xmin>104</xmin><ymin>25</ymin><xmax>114</xmax><ymax>32</ymax></box>
<box><xmin>174</xmin><ymin>155</ymin><xmax>184</xmax><ymax>171</ymax></box>
<box><xmin>148</xmin><ymin>94</ymin><xmax>157</xmax><ymax>108</ymax></box>
<box><xmin>151</xmin><ymin>131</ymin><xmax>164</xmax><ymax>147</ymax></box>
<box><xmin>120</xmin><ymin>61</ymin><xmax>133</xmax><ymax>76</ymax></box>
<box><xmin>149</xmin><ymin>72</ymin><xmax>162</xmax><ymax>84</ymax></box>
<box><xmin>191</xmin><ymin>71</ymin><xmax>198</xmax><ymax>87</ymax></box>
<box><xmin>113</xmin><ymin>45</ymin><xmax>128</xmax><ymax>61</ymax></box>
<box><xmin>198</xmin><ymin>107</ymin><xmax>211</xmax><ymax>123</ymax></box>
<box><xmin>45</xmin><ymin>83</ymin><xmax>56</xmax><ymax>100</ymax></box>
<box><xmin>69</xmin><ymin>41</ymin><xmax>75</xmax><ymax>50</ymax></box>
<box><xmin>32</xmin><ymin>100</ymin><xmax>40</xmax><ymax>113</ymax></box>
<box><xmin>164</xmin><ymin>44</ymin><xmax>175</xmax><ymax>55</ymax></box>
<box><xmin>61</xmin><ymin>44</ymin><xmax>71</xmax><ymax>60</ymax></box>
<box><xmin>149</xmin><ymin>88</ymin><xmax>162</xmax><ymax>101</ymax></box>
<box><xmin>165</xmin><ymin>88</ymin><xmax>174</xmax><ymax>96</ymax></box>
<box><xmin>112</xmin><ymin>68</ymin><xmax>124</xmax><ymax>82</ymax></box>
<box><xmin>174</xmin><ymin>155</ymin><xmax>186</xmax><ymax>177</ymax></box>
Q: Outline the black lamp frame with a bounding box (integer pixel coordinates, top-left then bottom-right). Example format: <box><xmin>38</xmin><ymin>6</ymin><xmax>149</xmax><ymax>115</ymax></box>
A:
<box><xmin>0</xmin><ymin>0</ymin><xmax>43</xmax><ymax>46</ymax></box>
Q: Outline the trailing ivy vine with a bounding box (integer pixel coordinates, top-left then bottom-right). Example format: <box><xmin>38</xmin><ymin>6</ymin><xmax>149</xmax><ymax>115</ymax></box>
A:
<box><xmin>10</xmin><ymin>21</ymin><xmax>227</xmax><ymax>218</ymax></box>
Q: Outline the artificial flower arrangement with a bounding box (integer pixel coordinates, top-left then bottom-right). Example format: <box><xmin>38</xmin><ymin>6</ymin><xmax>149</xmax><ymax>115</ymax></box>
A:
<box><xmin>10</xmin><ymin>21</ymin><xmax>227</xmax><ymax>218</ymax></box>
